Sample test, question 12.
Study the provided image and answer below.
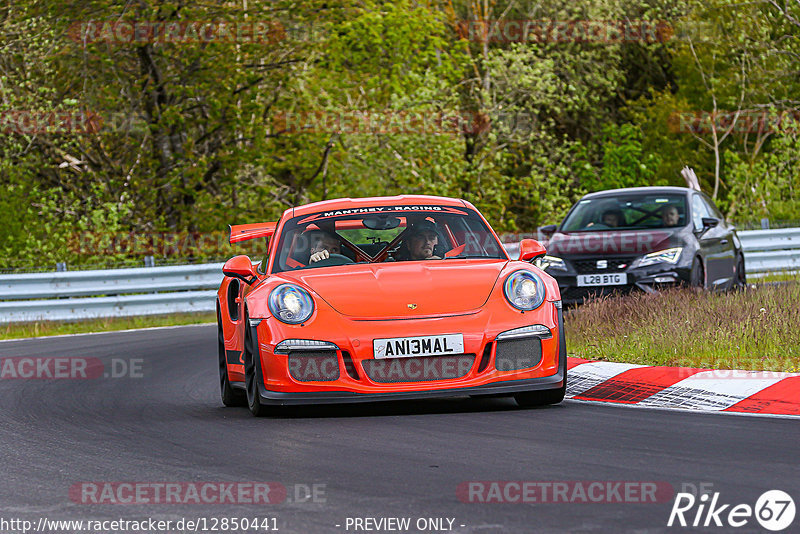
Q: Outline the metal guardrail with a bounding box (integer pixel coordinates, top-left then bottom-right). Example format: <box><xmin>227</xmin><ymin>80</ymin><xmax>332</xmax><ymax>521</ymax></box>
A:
<box><xmin>0</xmin><ymin>264</ymin><xmax>223</xmax><ymax>323</ymax></box>
<box><xmin>0</xmin><ymin>291</ymin><xmax>218</xmax><ymax>323</ymax></box>
<box><xmin>738</xmin><ymin>228</ymin><xmax>800</xmax><ymax>277</ymax></box>
<box><xmin>1</xmin><ymin>228</ymin><xmax>798</xmax><ymax>323</ymax></box>
<box><xmin>501</xmin><ymin>228</ymin><xmax>800</xmax><ymax>279</ymax></box>
<box><xmin>0</xmin><ymin>263</ymin><xmax>224</xmax><ymax>300</ymax></box>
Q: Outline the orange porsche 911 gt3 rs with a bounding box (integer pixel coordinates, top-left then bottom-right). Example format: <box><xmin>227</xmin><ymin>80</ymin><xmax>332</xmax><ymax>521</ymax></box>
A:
<box><xmin>216</xmin><ymin>195</ymin><xmax>566</xmax><ymax>416</ymax></box>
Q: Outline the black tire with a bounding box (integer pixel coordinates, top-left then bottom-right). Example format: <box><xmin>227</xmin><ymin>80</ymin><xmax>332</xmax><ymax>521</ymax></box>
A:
<box><xmin>690</xmin><ymin>256</ymin><xmax>705</xmax><ymax>289</ymax></box>
<box><xmin>733</xmin><ymin>254</ymin><xmax>746</xmax><ymax>290</ymax></box>
<box><xmin>218</xmin><ymin>314</ymin><xmax>246</xmax><ymax>407</ymax></box>
<box><xmin>243</xmin><ymin>310</ymin><xmax>272</xmax><ymax>417</ymax></box>
<box><xmin>514</xmin><ymin>321</ymin><xmax>567</xmax><ymax>408</ymax></box>
<box><xmin>513</xmin><ymin>383</ymin><xmax>566</xmax><ymax>407</ymax></box>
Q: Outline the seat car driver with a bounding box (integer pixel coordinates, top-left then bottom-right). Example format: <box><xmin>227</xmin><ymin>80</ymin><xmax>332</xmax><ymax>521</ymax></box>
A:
<box><xmin>309</xmin><ymin>231</ymin><xmax>342</xmax><ymax>263</ymax></box>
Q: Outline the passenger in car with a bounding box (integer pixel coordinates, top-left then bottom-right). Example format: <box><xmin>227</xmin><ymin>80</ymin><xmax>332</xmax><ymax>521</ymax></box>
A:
<box><xmin>661</xmin><ymin>205</ymin><xmax>680</xmax><ymax>227</ymax></box>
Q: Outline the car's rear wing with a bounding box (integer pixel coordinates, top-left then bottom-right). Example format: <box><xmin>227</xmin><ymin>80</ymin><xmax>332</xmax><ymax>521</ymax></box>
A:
<box><xmin>229</xmin><ymin>222</ymin><xmax>277</xmax><ymax>244</ymax></box>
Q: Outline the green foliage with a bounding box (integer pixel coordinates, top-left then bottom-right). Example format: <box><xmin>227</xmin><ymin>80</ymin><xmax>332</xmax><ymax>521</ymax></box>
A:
<box><xmin>2</xmin><ymin>0</ymin><xmax>800</xmax><ymax>270</ymax></box>
<box><xmin>589</xmin><ymin>123</ymin><xmax>663</xmax><ymax>191</ymax></box>
<box><xmin>725</xmin><ymin>120</ymin><xmax>800</xmax><ymax>221</ymax></box>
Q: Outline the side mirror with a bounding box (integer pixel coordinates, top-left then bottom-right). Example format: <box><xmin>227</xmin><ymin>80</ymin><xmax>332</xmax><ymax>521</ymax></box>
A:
<box><xmin>696</xmin><ymin>217</ymin><xmax>719</xmax><ymax>236</ymax></box>
<box><xmin>539</xmin><ymin>224</ymin><xmax>557</xmax><ymax>238</ymax></box>
<box><xmin>519</xmin><ymin>239</ymin><xmax>547</xmax><ymax>262</ymax></box>
<box><xmin>223</xmin><ymin>255</ymin><xmax>258</xmax><ymax>285</ymax></box>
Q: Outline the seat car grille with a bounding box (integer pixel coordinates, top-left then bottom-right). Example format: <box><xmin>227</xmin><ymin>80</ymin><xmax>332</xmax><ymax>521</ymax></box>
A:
<box><xmin>572</xmin><ymin>256</ymin><xmax>636</xmax><ymax>274</ymax></box>
<box><xmin>494</xmin><ymin>338</ymin><xmax>542</xmax><ymax>371</ymax></box>
<box><xmin>362</xmin><ymin>354</ymin><xmax>475</xmax><ymax>383</ymax></box>
<box><xmin>287</xmin><ymin>351</ymin><xmax>340</xmax><ymax>382</ymax></box>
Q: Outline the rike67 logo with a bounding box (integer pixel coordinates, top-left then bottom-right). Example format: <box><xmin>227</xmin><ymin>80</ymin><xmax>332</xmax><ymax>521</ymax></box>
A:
<box><xmin>668</xmin><ymin>490</ymin><xmax>795</xmax><ymax>531</ymax></box>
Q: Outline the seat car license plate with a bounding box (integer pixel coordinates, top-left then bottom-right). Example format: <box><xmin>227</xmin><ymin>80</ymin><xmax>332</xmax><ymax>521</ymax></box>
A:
<box><xmin>577</xmin><ymin>273</ymin><xmax>627</xmax><ymax>286</ymax></box>
<box><xmin>373</xmin><ymin>334</ymin><xmax>464</xmax><ymax>359</ymax></box>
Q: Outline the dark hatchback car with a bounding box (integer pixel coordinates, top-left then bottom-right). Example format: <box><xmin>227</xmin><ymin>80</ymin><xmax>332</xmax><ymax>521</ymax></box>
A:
<box><xmin>537</xmin><ymin>186</ymin><xmax>746</xmax><ymax>304</ymax></box>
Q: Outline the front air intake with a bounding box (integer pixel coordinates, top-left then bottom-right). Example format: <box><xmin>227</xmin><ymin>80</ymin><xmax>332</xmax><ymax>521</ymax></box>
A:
<box><xmin>494</xmin><ymin>338</ymin><xmax>542</xmax><ymax>371</ymax></box>
<box><xmin>287</xmin><ymin>351</ymin><xmax>340</xmax><ymax>382</ymax></box>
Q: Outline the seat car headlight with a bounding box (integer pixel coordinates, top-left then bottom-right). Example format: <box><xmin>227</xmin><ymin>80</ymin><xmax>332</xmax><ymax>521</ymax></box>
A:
<box><xmin>638</xmin><ymin>247</ymin><xmax>683</xmax><ymax>267</ymax></box>
<box><xmin>535</xmin><ymin>255</ymin><xmax>567</xmax><ymax>271</ymax></box>
<box><xmin>503</xmin><ymin>270</ymin><xmax>546</xmax><ymax>311</ymax></box>
<box><xmin>268</xmin><ymin>284</ymin><xmax>314</xmax><ymax>324</ymax></box>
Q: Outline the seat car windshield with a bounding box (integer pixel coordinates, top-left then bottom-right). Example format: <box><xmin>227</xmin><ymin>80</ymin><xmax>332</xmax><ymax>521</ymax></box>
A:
<box><xmin>560</xmin><ymin>193</ymin><xmax>688</xmax><ymax>232</ymax></box>
<box><xmin>271</xmin><ymin>205</ymin><xmax>507</xmax><ymax>272</ymax></box>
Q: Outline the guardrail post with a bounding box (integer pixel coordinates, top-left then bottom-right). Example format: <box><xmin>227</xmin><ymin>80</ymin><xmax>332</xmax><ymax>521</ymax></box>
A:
<box><xmin>761</xmin><ymin>218</ymin><xmax>770</xmax><ymax>229</ymax></box>
<box><xmin>56</xmin><ymin>262</ymin><xmax>67</xmax><ymax>272</ymax></box>
<box><xmin>144</xmin><ymin>256</ymin><xmax>155</xmax><ymax>268</ymax></box>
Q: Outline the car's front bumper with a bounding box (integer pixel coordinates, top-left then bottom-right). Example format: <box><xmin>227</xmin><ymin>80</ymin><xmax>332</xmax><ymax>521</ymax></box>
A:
<box><xmin>254</xmin><ymin>372</ymin><xmax>565</xmax><ymax>405</ymax></box>
<box><xmin>246</xmin><ymin>305</ymin><xmax>567</xmax><ymax>405</ymax></box>
<box><xmin>547</xmin><ymin>261</ymin><xmax>692</xmax><ymax>304</ymax></box>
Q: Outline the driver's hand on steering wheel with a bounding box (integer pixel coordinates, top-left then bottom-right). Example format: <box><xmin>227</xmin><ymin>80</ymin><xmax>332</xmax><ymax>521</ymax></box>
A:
<box><xmin>309</xmin><ymin>250</ymin><xmax>330</xmax><ymax>263</ymax></box>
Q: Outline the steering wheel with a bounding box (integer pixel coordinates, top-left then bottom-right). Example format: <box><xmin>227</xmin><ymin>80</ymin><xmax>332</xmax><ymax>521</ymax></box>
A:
<box><xmin>307</xmin><ymin>253</ymin><xmax>355</xmax><ymax>268</ymax></box>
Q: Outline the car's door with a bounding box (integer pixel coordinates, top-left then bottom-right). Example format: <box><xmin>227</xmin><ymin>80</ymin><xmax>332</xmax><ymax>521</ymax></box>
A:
<box><xmin>701</xmin><ymin>194</ymin><xmax>737</xmax><ymax>288</ymax></box>
<box><xmin>691</xmin><ymin>193</ymin><xmax>728</xmax><ymax>288</ymax></box>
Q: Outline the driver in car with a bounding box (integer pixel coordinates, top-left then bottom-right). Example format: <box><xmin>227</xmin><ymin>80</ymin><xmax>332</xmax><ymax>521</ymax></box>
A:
<box><xmin>601</xmin><ymin>209</ymin><xmax>624</xmax><ymax>228</ymax></box>
<box><xmin>309</xmin><ymin>230</ymin><xmax>342</xmax><ymax>263</ymax></box>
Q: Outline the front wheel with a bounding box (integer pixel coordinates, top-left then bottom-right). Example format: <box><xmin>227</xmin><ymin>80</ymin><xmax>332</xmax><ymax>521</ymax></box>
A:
<box><xmin>689</xmin><ymin>257</ymin><xmax>705</xmax><ymax>289</ymax></box>
<box><xmin>733</xmin><ymin>254</ymin><xmax>746</xmax><ymax>290</ymax></box>
<box><xmin>218</xmin><ymin>314</ymin><xmax>246</xmax><ymax>407</ymax></box>
<box><xmin>515</xmin><ymin>308</ymin><xmax>568</xmax><ymax>407</ymax></box>
<box><xmin>514</xmin><ymin>384</ymin><xmax>566</xmax><ymax>407</ymax></box>
<box><xmin>243</xmin><ymin>311</ymin><xmax>272</xmax><ymax>417</ymax></box>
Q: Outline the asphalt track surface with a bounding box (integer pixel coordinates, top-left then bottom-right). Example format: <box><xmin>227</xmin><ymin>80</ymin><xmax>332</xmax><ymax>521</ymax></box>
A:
<box><xmin>1</xmin><ymin>325</ymin><xmax>798</xmax><ymax>534</ymax></box>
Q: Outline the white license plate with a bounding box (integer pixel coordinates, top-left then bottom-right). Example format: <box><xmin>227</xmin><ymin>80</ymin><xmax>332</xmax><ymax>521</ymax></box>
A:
<box><xmin>577</xmin><ymin>273</ymin><xmax>628</xmax><ymax>286</ymax></box>
<box><xmin>373</xmin><ymin>334</ymin><xmax>464</xmax><ymax>359</ymax></box>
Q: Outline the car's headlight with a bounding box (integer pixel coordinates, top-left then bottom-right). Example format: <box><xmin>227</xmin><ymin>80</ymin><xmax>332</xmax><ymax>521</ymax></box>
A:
<box><xmin>268</xmin><ymin>284</ymin><xmax>314</xmax><ymax>324</ymax></box>
<box><xmin>503</xmin><ymin>270</ymin><xmax>546</xmax><ymax>311</ymax></box>
<box><xmin>638</xmin><ymin>247</ymin><xmax>683</xmax><ymax>267</ymax></box>
<box><xmin>535</xmin><ymin>255</ymin><xmax>567</xmax><ymax>271</ymax></box>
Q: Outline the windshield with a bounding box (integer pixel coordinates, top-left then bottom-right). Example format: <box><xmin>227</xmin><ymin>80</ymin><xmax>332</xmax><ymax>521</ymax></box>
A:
<box><xmin>560</xmin><ymin>193</ymin><xmax>688</xmax><ymax>232</ymax></box>
<box><xmin>271</xmin><ymin>205</ymin><xmax>506</xmax><ymax>272</ymax></box>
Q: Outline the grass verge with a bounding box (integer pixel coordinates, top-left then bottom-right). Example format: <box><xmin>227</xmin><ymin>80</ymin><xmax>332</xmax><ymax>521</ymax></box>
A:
<box><xmin>565</xmin><ymin>283</ymin><xmax>800</xmax><ymax>372</ymax></box>
<box><xmin>0</xmin><ymin>312</ymin><xmax>216</xmax><ymax>340</ymax></box>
